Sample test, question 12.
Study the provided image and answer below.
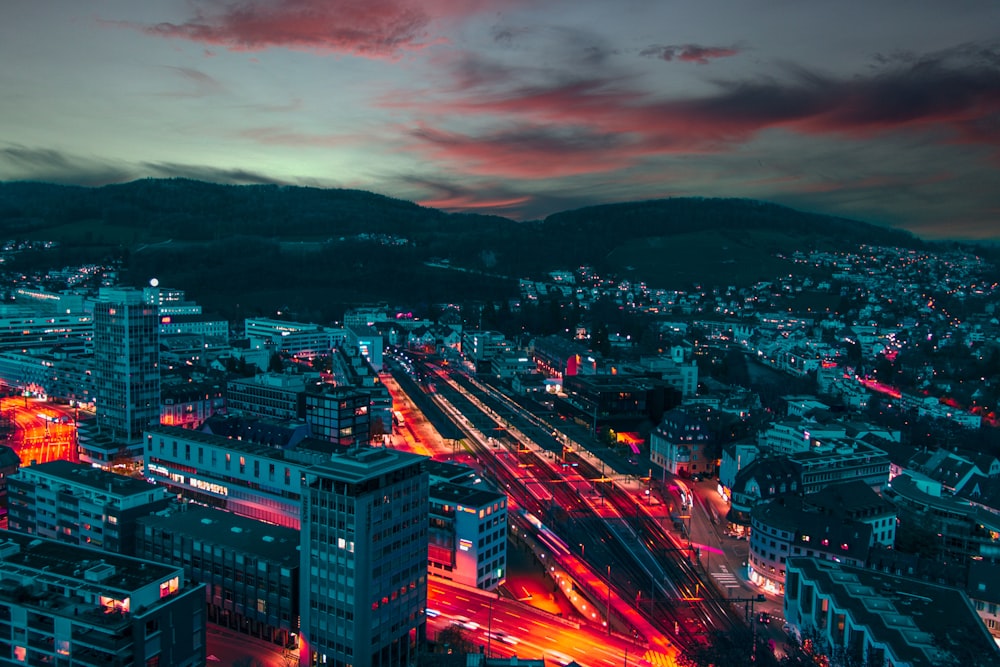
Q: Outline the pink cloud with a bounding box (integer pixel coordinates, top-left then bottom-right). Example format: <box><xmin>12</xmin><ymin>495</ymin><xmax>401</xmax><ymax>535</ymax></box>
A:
<box><xmin>117</xmin><ymin>0</ymin><xmax>501</xmax><ymax>58</ymax></box>
<box><xmin>388</xmin><ymin>46</ymin><xmax>1000</xmax><ymax>180</ymax></box>
<box><xmin>409</xmin><ymin>123</ymin><xmax>648</xmax><ymax>179</ymax></box>
<box><xmin>418</xmin><ymin>193</ymin><xmax>531</xmax><ymax>210</ymax></box>
<box><xmin>640</xmin><ymin>43</ymin><xmax>740</xmax><ymax>65</ymax></box>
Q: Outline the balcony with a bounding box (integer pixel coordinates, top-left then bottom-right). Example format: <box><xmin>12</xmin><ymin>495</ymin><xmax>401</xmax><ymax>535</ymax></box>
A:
<box><xmin>71</xmin><ymin>628</ymin><xmax>134</xmax><ymax>655</ymax></box>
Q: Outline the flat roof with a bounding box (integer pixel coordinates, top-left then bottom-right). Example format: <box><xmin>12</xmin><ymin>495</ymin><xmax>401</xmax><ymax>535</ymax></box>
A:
<box><xmin>310</xmin><ymin>446</ymin><xmax>427</xmax><ymax>482</ymax></box>
<box><xmin>20</xmin><ymin>460</ymin><xmax>160</xmax><ymax>498</ymax></box>
<box><xmin>137</xmin><ymin>504</ymin><xmax>299</xmax><ymax>566</ymax></box>
<box><xmin>425</xmin><ymin>459</ymin><xmax>479</xmax><ymax>485</ymax></box>
<box><xmin>0</xmin><ymin>529</ymin><xmax>179</xmax><ymax>592</ymax></box>
<box><xmin>147</xmin><ymin>423</ymin><xmax>287</xmax><ymax>459</ymax></box>
<box><xmin>431</xmin><ymin>481</ymin><xmax>505</xmax><ymax>509</ymax></box>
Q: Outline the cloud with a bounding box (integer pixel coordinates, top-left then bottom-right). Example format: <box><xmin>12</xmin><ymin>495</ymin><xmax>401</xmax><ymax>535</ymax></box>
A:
<box><xmin>0</xmin><ymin>145</ymin><xmax>133</xmax><ymax>186</ymax></box>
<box><xmin>159</xmin><ymin>66</ymin><xmax>226</xmax><ymax>97</ymax></box>
<box><xmin>139</xmin><ymin>162</ymin><xmax>281</xmax><ymax>184</ymax></box>
<box><xmin>409</xmin><ymin>122</ymin><xmax>642</xmax><ymax>179</ymax></box>
<box><xmin>419</xmin><ymin>191</ymin><xmax>531</xmax><ymax>211</ymax></box>
<box><xmin>0</xmin><ymin>144</ymin><xmax>280</xmax><ymax>188</ymax></box>
<box><xmin>238</xmin><ymin>126</ymin><xmax>354</xmax><ymax>148</ymax></box>
<box><xmin>400</xmin><ymin>175</ymin><xmax>573</xmax><ymax>220</ymax></box>
<box><xmin>113</xmin><ymin>0</ymin><xmax>502</xmax><ymax>58</ymax></box>
<box><xmin>393</xmin><ymin>43</ymin><xmax>1000</xmax><ymax>183</ymax></box>
<box><xmin>640</xmin><ymin>43</ymin><xmax>740</xmax><ymax>64</ymax></box>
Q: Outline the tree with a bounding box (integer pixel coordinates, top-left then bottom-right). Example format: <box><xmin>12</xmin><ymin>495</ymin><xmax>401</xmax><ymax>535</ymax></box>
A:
<box><xmin>433</xmin><ymin>625</ymin><xmax>476</xmax><ymax>655</ymax></box>
<box><xmin>311</xmin><ymin>355</ymin><xmax>332</xmax><ymax>373</ymax></box>
<box><xmin>678</xmin><ymin>627</ymin><xmax>780</xmax><ymax>667</ymax></box>
<box><xmin>370</xmin><ymin>417</ymin><xmax>387</xmax><ymax>445</ymax></box>
<box><xmin>268</xmin><ymin>352</ymin><xmax>284</xmax><ymax>373</ymax></box>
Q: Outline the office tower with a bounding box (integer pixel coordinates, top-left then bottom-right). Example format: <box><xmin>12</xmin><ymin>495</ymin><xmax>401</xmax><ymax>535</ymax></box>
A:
<box><xmin>300</xmin><ymin>447</ymin><xmax>428</xmax><ymax>667</ymax></box>
<box><xmin>93</xmin><ymin>287</ymin><xmax>160</xmax><ymax>442</ymax></box>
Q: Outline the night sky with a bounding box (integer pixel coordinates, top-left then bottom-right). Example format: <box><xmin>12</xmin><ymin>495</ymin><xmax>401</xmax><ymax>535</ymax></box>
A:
<box><xmin>3</xmin><ymin>1</ymin><xmax>999</xmax><ymax>239</ymax></box>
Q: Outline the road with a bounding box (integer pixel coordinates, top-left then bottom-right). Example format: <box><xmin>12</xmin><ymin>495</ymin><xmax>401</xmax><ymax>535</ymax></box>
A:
<box><xmin>206</xmin><ymin>626</ymin><xmax>297</xmax><ymax>667</ymax></box>
<box><xmin>1</xmin><ymin>397</ymin><xmax>78</xmax><ymax>466</ymax></box>
<box><xmin>427</xmin><ymin>579</ymin><xmax>657</xmax><ymax>667</ymax></box>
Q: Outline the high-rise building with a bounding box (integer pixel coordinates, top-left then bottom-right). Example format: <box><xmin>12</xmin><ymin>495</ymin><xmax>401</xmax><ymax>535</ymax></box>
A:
<box><xmin>300</xmin><ymin>447</ymin><xmax>428</xmax><ymax>667</ymax></box>
<box><xmin>93</xmin><ymin>287</ymin><xmax>160</xmax><ymax>443</ymax></box>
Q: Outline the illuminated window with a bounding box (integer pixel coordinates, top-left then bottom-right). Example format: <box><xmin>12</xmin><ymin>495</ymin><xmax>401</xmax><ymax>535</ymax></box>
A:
<box><xmin>100</xmin><ymin>596</ymin><xmax>131</xmax><ymax>612</ymax></box>
<box><xmin>158</xmin><ymin>577</ymin><xmax>179</xmax><ymax>598</ymax></box>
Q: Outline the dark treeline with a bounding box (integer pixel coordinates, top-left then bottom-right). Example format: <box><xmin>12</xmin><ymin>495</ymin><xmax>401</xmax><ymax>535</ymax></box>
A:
<box><xmin>0</xmin><ymin>179</ymin><xmax>935</xmax><ymax>321</ymax></box>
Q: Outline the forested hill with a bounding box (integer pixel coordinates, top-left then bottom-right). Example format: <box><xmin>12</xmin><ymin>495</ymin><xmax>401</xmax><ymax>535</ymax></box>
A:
<box><xmin>544</xmin><ymin>198</ymin><xmax>918</xmax><ymax>248</ymax></box>
<box><xmin>0</xmin><ymin>178</ymin><xmax>511</xmax><ymax>241</ymax></box>
<box><xmin>0</xmin><ymin>179</ymin><xmax>926</xmax><ymax>320</ymax></box>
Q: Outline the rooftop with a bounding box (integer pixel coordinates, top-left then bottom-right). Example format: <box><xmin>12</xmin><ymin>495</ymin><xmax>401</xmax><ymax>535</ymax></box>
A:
<box><xmin>425</xmin><ymin>459</ymin><xmax>480</xmax><ymax>485</ymax></box>
<box><xmin>137</xmin><ymin>503</ymin><xmax>299</xmax><ymax>566</ymax></box>
<box><xmin>0</xmin><ymin>529</ymin><xmax>180</xmax><ymax>593</ymax></box>
<box><xmin>18</xmin><ymin>460</ymin><xmax>161</xmax><ymax>498</ymax></box>
<box><xmin>311</xmin><ymin>445</ymin><xmax>427</xmax><ymax>483</ymax></box>
<box><xmin>788</xmin><ymin>556</ymin><xmax>999</xmax><ymax>666</ymax></box>
<box><xmin>431</xmin><ymin>481</ymin><xmax>505</xmax><ymax>509</ymax></box>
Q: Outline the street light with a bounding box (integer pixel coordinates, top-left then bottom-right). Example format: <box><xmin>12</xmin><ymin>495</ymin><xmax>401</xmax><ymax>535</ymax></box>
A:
<box><xmin>606</xmin><ymin>564</ymin><xmax>612</xmax><ymax>636</ymax></box>
<box><xmin>486</xmin><ymin>579</ymin><xmax>505</xmax><ymax>658</ymax></box>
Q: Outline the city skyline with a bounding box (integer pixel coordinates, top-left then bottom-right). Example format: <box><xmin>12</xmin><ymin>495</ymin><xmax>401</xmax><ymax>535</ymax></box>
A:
<box><xmin>2</xmin><ymin>1</ymin><xmax>1000</xmax><ymax>240</ymax></box>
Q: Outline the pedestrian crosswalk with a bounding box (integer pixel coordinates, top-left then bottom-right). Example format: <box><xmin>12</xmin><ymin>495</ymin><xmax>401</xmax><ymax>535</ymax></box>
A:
<box><xmin>712</xmin><ymin>564</ymin><xmax>742</xmax><ymax>591</ymax></box>
<box><xmin>643</xmin><ymin>649</ymin><xmax>677</xmax><ymax>666</ymax></box>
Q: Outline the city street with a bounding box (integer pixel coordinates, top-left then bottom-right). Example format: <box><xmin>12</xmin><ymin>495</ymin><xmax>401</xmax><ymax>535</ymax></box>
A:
<box><xmin>1</xmin><ymin>396</ymin><xmax>78</xmax><ymax>466</ymax></box>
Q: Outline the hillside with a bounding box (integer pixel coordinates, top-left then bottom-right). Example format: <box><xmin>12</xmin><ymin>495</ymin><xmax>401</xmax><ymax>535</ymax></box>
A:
<box><xmin>0</xmin><ymin>179</ymin><xmax>925</xmax><ymax>321</ymax></box>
